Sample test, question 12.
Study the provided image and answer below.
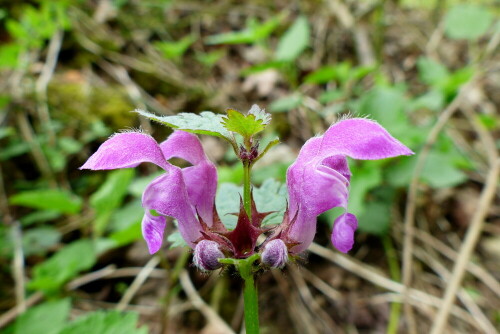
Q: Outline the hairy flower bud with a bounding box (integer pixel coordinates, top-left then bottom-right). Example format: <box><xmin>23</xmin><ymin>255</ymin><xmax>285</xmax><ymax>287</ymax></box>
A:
<box><xmin>261</xmin><ymin>239</ymin><xmax>288</xmax><ymax>269</ymax></box>
<box><xmin>193</xmin><ymin>240</ymin><xmax>224</xmax><ymax>271</ymax></box>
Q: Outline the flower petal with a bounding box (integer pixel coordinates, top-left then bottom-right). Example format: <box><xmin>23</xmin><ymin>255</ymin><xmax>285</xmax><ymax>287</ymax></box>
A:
<box><xmin>142</xmin><ymin>211</ymin><xmax>167</xmax><ymax>254</ymax></box>
<box><xmin>284</xmin><ymin>118</ymin><xmax>412</xmax><ymax>253</ymax></box>
<box><xmin>159</xmin><ymin>131</ymin><xmax>218</xmax><ymax>224</ymax></box>
<box><xmin>331</xmin><ymin>213</ymin><xmax>358</xmax><ymax>253</ymax></box>
<box><xmin>321</xmin><ymin>118</ymin><xmax>414</xmax><ymax>160</ymax></box>
<box><xmin>286</xmin><ymin>157</ymin><xmax>350</xmax><ymax>253</ymax></box>
<box><xmin>142</xmin><ymin>169</ymin><xmax>201</xmax><ymax>248</ymax></box>
<box><xmin>80</xmin><ymin>132</ymin><xmax>169</xmax><ymax>170</ymax></box>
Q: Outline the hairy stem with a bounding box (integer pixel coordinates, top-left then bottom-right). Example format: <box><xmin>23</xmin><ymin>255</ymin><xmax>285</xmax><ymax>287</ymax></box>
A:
<box><xmin>239</xmin><ymin>254</ymin><xmax>260</xmax><ymax>334</ymax></box>
<box><xmin>243</xmin><ymin>162</ymin><xmax>252</xmax><ymax>219</ymax></box>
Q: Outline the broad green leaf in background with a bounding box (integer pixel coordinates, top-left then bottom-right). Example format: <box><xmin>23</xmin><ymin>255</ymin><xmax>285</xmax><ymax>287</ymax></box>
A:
<box><xmin>58</xmin><ymin>311</ymin><xmax>147</xmax><ymax>334</ymax></box>
<box><xmin>12</xmin><ymin>299</ymin><xmax>70</xmax><ymax>334</ymax></box>
<box><xmin>347</xmin><ymin>161</ymin><xmax>383</xmax><ymax>217</ymax></box>
<box><xmin>304</xmin><ymin>66</ymin><xmax>337</xmax><ymax>84</ymax></box>
<box><xmin>134</xmin><ymin>109</ymin><xmax>232</xmax><ymax>141</ymax></box>
<box><xmin>444</xmin><ymin>4</ymin><xmax>494</xmax><ymax>40</ymax></box>
<box><xmin>22</xmin><ymin>227</ymin><xmax>61</xmax><ymax>256</ymax></box>
<box><xmin>386</xmin><ymin>136</ymin><xmax>469</xmax><ymax>189</ymax></box>
<box><xmin>154</xmin><ymin>35</ymin><xmax>196</xmax><ymax>60</ymax></box>
<box><xmin>275</xmin><ymin>16</ymin><xmax>310</xmax><ymax>62</ymax></box>
<box><xmin>252</xmin><ymin>178</ymin><xmax>287</xmax><ymax>225</ymax></box>
<box><xmin>205</xmin><ymin>15</ymin><xmax>283</xmax><ymax>45</ymax></box>
<box><xmin>128</xmin><ymin>171</ymin><xmax>163</xmax><ymax>198</ymax></box>
<box><xmin>90</xmin><ymin>168</ymin><xmax>135</xmax><ymax>236</ymax></box>
<box><xmin>319</xmin><ymin>89</ymin><xmax>344</xmax><ymax>104</ymax></box>
<box><xmin>20</xmin><ymin>210</ymin><xmax>61</xmax><ymax>226</ymax></box>
<box><xmin>9</xmin><ymin>189</ymin><xmax>82</xmax><ymax>214</ymax></box>
<box><xmin>357</xmin><ymin>86</ymin><xmax>426</xmax><ymax>147</ymax></box>
<box><xmin>269</xmin><ymin>94</ymin><xmax>303</xmax><ymax>113</ymax></box>
<box><xmin>215</xmin><ymin>179</ymin><xmax>287</xmax><ymax>229</ymax></box>
<box><xmin>108</xmin><ymin>200</ymin><xmax>143</xmax><ymax>247</ymax></box>
<box><xmin>417</xmin><ymin>57</ymin><xmax>449</xmax><ymax>87</ymax></box>
<box><xmin>357</xmin><ymin>200</ymin><xmax>392</xmax><ymax>236</ymax></box>
<box><xmin>28</xmin><ymin>240</ymin><xmax>97</xmax><ymax>292</ymax></box>
<box><xmin>167</xmin><ymin>231</ymin><xmax>188</xmax><ymax>248</ymax></box>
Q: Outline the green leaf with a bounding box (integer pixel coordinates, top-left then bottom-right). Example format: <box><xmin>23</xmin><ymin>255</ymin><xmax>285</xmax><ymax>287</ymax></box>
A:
<box><xmin>222</xmin><ymin>109</ymin><xmax>265</xmax><ymax>138</ymax></box>
<box><xmin>58</xmin><ymin>311</ymin><xmax>147</xmax><ymax>334</ymax></box>
<box><xmin>319</xmin><ymin>89</ymin><xmax>344</xmax><ymax>104</ymax></box>
<box><xmin>269</xmin><ymin>94</ymin><xmax>303</xmax><ymax>113</ymax></box>
<box><xmin>215</xmin><ymin>179</ymin><xmax>287</xmax><ymax>229</ymax></box>
<box><xmin>128</xmin><ymin>171</ymin><xmax>163</xmax><ymax>198</ymax></box>
<box><xmin>304</xmin><ymin>66</ymin><xmax>337</xmax><ymax>84</ymax></box>
<box><xmin>134</xmin><ymin>109</ymin><xmax>232</xmax><ymax>141</ymax></box>
<box><xmin>10</xmin><ymin>189</ymin><xmax>82</xmax><ymax>214</ymax></box>
<box><xmin>22</xmin><ymin>227</ymin><xmax>61</xmax><ymax>256</ymax></box>
<box><xmin>357</xmin><ymin>201</ymin><xmax>392</xmax><ymax>236</ymax></box>
<box><xmin>444</xmin><ymin>4</ymin><xmax>494</xmax><ymax>40</ymax></box>
<box><xmin>28</xmin><ymin>240</ymin><xmax>97</xmax><ymax>292</ymax></box>
<box><xmin>205</xmin><ymin>15</ymin><xmax>282</xmax><ymax>45</ymax></box>
<box><xmin>253</xmin><ymin>178</ymin><xmax>287</xmax><ymax>225</ymax></box>
<box><xmin>167</xmin><ymin>231</ymin><xmax>188</xmax><ymax>248</ymax></box>
<box><xmin>417</xmin><ymin>57</ymin><xmax>450</xmax><ymax>87</ymax></box>
<box><xmin>20</xmin><ymin>210</ymin><xmax>62</xmax><ymax>226</ymax></box>
<box><xmin>13</xmin><ymin>299</ymin><xmax>71</xmax><ymax>334</ymax></box>
<box><xmin>154</xmin><ymin>35</ymin><xmax>196</xmax><ymax>60</ymax></box>
<box><xmin>276</xmin><ymin>16</ymin><xmax>310</xmax><ymax>61</ymax></box>
<box><xmin>90</xmin><ymin>169</ymin><xmax>135</xmax><ymax>235</ymax></box>
<box><xmin>348</xmin><ymin>161</ymin><xmax>383</xmax><ymax>216</ymax></box>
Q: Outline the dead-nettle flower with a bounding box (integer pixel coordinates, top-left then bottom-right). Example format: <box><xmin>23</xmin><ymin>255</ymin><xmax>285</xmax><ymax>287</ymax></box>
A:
<box><xmin>81</xmin><ymin>117</ymin><xmax>412</xmax><ymax>270</ymax></box>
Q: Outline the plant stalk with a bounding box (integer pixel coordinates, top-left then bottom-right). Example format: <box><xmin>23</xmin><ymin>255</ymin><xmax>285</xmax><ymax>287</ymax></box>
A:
<box><xmin>243</xmin><ymin>162</ymin><xmax>252</xmax><ymax>219</ymax></box>
<box><xmin>239</xmin><ymin>254</ymin><xmax>260</xmax><ymax>334</ymax></box>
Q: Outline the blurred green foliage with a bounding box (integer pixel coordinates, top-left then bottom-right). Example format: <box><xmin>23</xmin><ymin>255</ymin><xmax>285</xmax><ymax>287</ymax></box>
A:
<box><xmin>0</xmin><ymin>0</ymin><xmax>497</xmax><ymax>331</ymax></box>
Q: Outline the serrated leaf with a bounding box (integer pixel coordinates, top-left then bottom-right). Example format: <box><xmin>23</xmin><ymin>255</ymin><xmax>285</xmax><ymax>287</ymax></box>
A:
<box><xmin>28</xmin><ymin>240</ymin><xmax>97</xmax><ymax>292</ymax></box>
<box><xmin>58</xmin><ymin>311</ymin><xmax>147</xmax><ymax>334</ymax></box>
<box><xmin>13</xmin><ymin>299</ymin><xmax>71</xmax><ymax>334</ymax></box>
<box><xmin>167</xmin><ymin>231</ymin><xmax>188</xmax><ymax>248</ymax></box>
<box><xmin>444</xmin><ymin>4</ymin><xmax>493</xmax><ymax>40</ymax></box>
<box><xmin>248</xmin><ymin>104</ymin><xmax>271</xmax><ymax>125</ymax></box>
<box><xmin>276</xmin><ymin>16</ymin><xmax>310</xmax><ymax>62</ymax></box>
<box><xmin>134</xmin><ymin>109</ymin><xmax>232</xmax><ymax>141</ymax></box>
<box><xmin>222</xmin><ymin>108</ymin><xmax>265</xmax><ymax>138</ymax></box>
<box><xmin>9</xmin><ymin>189</ymin><xmax>82</xmax><ymax>214</ymax></box>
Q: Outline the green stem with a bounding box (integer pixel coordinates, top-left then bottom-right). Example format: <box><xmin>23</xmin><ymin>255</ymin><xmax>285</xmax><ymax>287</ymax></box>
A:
<box><xmin>383</xmin><ymin>236</ymin><xmax>401</xmax><ymax>334</ymax></box>
<box><xmin>238</xmin><ymin>254</ymin><xmax>260</xmax><ymax>334</ymax></box>
<box><xmin>243</xmin><ymin>162</ymin><xmax>252</xmax><ymax>219</ymax></box>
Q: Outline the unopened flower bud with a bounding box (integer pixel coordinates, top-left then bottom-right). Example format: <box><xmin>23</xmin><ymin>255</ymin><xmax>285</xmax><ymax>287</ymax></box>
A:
<box><xmin>261</xmin><ymin>239</ymin><xmax>288</xmax><ymax>269</ymax></box>
<box><xmin>193</xmin><ymin>240</ymin><xmax>224</xmax><ymax>271</ymax></box>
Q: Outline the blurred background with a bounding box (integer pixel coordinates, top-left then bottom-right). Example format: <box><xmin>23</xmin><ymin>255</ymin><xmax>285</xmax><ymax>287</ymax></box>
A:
<box><xmin>0</xmin><ymin>0</ymin><xmax>499</xmax><ymax>333</ymax></box>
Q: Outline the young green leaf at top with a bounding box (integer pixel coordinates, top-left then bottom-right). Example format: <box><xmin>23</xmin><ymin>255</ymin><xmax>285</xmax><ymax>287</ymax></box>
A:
<box><xmin>221</xmin><ymin>105</ymin><xmax>271</xmax><ymax>146</ymax></box>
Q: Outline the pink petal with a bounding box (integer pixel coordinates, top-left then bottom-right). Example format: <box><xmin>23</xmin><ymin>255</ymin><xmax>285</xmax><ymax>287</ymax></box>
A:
<box><xmin>331</xmin><ymin>213</ymin><xmax>358</xmax><ymax>253</ymax></box>
<box><xmin>142</xmin><ymin>170</ymin><xmax>202</xmax><ymax>248</ymax></box>
<box><xmin>284</xmin><ymin>118</ymin><xmax>412</xmax><ymax>253</ymax></box>
<box><xmin>80</xmin><ymin>132</ymin><xmax>169</xmax><ymax>170</ymax></box>
<box><xmin>160</xmin><ymin>131</ymin><xmax>218</xmax><ymax>224</ymax></box>
<box><xmin>142</xmin><ymin>211</ymin><xmax>167</xmax><ymax>254</ymax></box>
<box><xmin>321</xmin><ymin>118</ymin><xmax>414</xmax><ymax>160</ymax></box>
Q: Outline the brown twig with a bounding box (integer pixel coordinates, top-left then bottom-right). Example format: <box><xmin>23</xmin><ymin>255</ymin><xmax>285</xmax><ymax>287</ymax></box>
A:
<box><xmin>429</xmin><ymin>107</ymin><xmax>500</xmax><ymax>334</ymax></box>
<box><xmin>401</xmin><ymin>79</ymin><xmax>476</xmax><ymax>332</ymax></box>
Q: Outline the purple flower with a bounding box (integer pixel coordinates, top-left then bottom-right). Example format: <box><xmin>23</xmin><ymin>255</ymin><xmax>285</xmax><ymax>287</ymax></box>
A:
<box><xmin>80</xmin><ymin>130</ymin><xmax>217</xmax><ymax>254</ymax></box>
<box><xmin>264</xmin><ymin>118</ymin><xmax>413</xmax><ymax>259</ymax></box>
